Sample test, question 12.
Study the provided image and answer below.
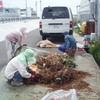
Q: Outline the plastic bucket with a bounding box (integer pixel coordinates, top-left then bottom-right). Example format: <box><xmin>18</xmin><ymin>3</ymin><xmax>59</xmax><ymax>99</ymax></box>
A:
<box><xmin>90</xmin><ymin>33</ymin><xmax>96</xmax><ymax>40</ymax></box>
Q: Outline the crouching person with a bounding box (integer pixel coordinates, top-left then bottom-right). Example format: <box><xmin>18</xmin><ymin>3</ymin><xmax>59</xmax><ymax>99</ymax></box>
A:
<box><xmin>58</xmin><ymin>31</ymin><xmax>77</xmax><ymax>57</ymax></box>
<box><xmin>4</xmin><ymin>49</ymin><xmax>36</xmax><ymax>87</ymax></box>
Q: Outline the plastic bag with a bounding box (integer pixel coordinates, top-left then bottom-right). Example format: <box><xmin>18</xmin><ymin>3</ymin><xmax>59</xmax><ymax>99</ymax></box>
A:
<box><xmin>41</xmin><ymin>89</ymin><xmax>77</xmax><ymax>100</ymax></box>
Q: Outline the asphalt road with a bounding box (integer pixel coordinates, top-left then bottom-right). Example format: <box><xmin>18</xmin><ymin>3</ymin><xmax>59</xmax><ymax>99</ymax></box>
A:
<box><xmin>0</xmin><ymin>28</ymin><xmax>65</xmax><ymax>71</ymax></box>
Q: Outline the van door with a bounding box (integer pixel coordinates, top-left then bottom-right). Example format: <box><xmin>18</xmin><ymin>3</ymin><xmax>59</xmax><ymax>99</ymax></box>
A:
<box><xmin>40</xmin><ymin>6</ymin><xmax>73</xmax><ymax>39</ymax></box>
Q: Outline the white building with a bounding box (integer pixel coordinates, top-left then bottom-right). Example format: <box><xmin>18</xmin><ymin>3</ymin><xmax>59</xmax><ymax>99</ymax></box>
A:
<box><xmin>78</xmin><ymin>0</ymin><xmax>94</xmax><ymax>24</ymax></box>
<box><xmin>20</xmin><ymin>7</ymin><xmax>37</xmax><ymax>18</ymax></box>
<box><xmin>78</xmin><ymin>0</ymin><xmax>100</xmax><ymax>40</ymax></box>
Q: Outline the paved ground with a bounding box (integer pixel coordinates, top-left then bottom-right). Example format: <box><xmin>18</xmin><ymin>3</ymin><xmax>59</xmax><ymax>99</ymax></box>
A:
<box><xmin>73</xmin><ymin>32</ymin><xmax>86</xmax><ymax>55</ymax></box>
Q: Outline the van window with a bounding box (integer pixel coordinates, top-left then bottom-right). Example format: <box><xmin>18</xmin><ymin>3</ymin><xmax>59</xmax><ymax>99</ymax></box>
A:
<box><xmin>42</xmin><ymin>7</ymin><xmax>69</xmax><ymax>19</ymax></box>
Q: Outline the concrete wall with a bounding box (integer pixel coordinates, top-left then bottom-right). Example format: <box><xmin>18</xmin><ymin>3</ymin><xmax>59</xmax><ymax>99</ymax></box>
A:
<box><xmin>78</xmin><ymin>0</ymin><xmax>93</xmax><ymax>24</ymax></box>
<box><xmin>80</xmin><ymin>14</ymin><xmax>93</xmax><ymax>25</ymax></box>
<box><xmin>77</xmin><ymin>0</ymin><xmax>100</xmax><ymax>40</ymax></box>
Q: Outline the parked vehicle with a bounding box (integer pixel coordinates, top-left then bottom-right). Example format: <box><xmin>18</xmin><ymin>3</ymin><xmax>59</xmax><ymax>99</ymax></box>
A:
<box><xmin>39</xmin><ymin>6</ymin><xmax>73</xmax><ymax>40</ymax></box>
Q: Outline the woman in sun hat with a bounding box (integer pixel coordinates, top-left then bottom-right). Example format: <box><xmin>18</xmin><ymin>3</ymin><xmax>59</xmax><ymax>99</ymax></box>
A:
<box><xmin>5</xmin><ymin>49</ymin><xmax>36</xmax><ymax>87</ymax></box>
<box><xmin>5</xmin><ymin>26</ymin><xmax>28</xmax><ymax>61</ymax></box>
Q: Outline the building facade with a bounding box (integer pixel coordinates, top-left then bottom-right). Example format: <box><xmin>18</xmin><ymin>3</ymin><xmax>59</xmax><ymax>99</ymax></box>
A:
<box><xmin>20</xmin><ymin>8</ymin><xmax>37</xmax><ymax>18</ymax></box>
<box><xmin>78</xmin><ymin>0</ymin><xmax>100</xmax><ymax>39</ymax></box>
<box><xmin>78</xmin><ymin>0</ymin><xmax>94</xmax><ymax>24</ymax></box>
<box><xmin>0</xmin><ymin>7</ymin><xmax>20</xmax><ymax>21</ymax></box>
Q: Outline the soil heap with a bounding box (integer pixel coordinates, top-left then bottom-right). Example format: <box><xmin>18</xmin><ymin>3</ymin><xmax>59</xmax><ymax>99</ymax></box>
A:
<box><xmin>23</xmin><ymin>53</ymin><xmax>91</xmax><ymax>91</ymax></box>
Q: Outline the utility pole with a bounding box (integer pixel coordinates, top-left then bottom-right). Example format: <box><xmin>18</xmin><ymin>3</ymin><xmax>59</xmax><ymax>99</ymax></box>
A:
<box><xmin>76</xmin><ymin>5</ymin><xmax>80</xmax><ymax>23</ymax></box>
<box><xmin>35</xmin><ymin>1</ymin><xmax>37</xmax><ymax>17</ymax></box>
<box><xmin>25</xmin><ymin>0</ymin><xmax>27</xmax><ymax>17</ymax></box>
<box><xmin>40</xmin><ymin>0</ymin><xmax>41</xmax><ymax>11</ymax></box>
<box><xmin>94</xmin><ymin>0</ymin><xmax>98</xmax><ymax>40</ymax></box>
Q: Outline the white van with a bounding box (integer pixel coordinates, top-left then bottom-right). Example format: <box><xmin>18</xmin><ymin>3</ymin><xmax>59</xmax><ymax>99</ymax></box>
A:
<box><xmin>39</xmin><ymin>6</ymin><xmax>73</xmax><ymax>40</ymax></box>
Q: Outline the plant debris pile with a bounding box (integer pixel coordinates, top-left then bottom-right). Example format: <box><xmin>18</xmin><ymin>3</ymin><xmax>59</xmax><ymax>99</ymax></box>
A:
<box><xmin>23</xmin><ymin>53</ymin><xmax>91</xmax><ymax>91</ymax></box>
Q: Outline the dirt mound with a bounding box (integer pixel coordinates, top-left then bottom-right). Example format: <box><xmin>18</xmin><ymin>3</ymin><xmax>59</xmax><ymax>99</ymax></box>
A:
<box><xmin>23</xmin><ymin>53</ymin><xmax>91</xmax><ymax>91</ymax></box>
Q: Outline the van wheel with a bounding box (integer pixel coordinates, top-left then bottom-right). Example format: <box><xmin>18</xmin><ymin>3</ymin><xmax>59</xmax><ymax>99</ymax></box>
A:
<box><xmin>42</xmin><ymin>36</ymin><xmax>46</xmax><ymax>40</ymax></box>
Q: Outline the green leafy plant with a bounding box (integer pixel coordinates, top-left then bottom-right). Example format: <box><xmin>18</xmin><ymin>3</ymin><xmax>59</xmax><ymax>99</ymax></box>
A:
<box><xmin>89</xmin><ymin>39</ymin><xmax>96</xmax><ymax>44</ymax></box>
<box><xmin>74</xmin><ymin>27</ymin><xmax>83</xmax><ymax>37</ymax></box>
<box><xmin>74</xmin><ymin>28</ymin><xmax>81</xmax><ymax>33</ymax></box>
<box><xmin>89</xmin><ymin>41</ymin><xmax>100</xmax><ymax>61</ymax></box>
<box><xmin>61</xmin><ymin>53</ymin><xmax>77</xmax><ymax>68</ymax></box>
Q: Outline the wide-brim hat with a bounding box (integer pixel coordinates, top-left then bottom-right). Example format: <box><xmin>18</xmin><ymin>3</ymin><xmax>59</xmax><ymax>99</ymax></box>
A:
<box><xmin>24</xmin><ymin>49</ymin><xmax>36</xmax><ymax>62</ymax></box>
<box><xmin>27</xmin><ymin>56</ymin><xmax>36</xmax><ymax>62</ymax></box>
<box><xmin>17</xmin><ymin>49</ymin><xmax>36</xmax><ymax>66</ymax></box>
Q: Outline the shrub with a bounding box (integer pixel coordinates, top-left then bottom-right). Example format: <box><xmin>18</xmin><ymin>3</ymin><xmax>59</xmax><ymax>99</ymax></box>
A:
<box><xmin>89</xmin><ymin>40</ymin><xmax>100</xmax><ymax>61</ymax></box>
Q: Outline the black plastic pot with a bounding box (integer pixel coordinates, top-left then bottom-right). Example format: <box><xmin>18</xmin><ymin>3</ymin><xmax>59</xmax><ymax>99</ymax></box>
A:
<box><xmin>84</xmin><ymin>48</ymin><xmax>90</xmax><ymax>53</ymax></box>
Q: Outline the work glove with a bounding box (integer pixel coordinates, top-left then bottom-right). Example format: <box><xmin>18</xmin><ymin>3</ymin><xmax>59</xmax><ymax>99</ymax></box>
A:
<box><xmin>31</xmin><ymin>75</ymin><xmax>35</xmax><ymax>78</ymax></box>
<box><xmin>34</xmin><ymin>71</ymin><xmax>37</xmax><ymax>75</ymax></box>
<box><xmin>65</xmin><ymin>50</ymin><xmax>68</xmax><ymax>53</ymax></box>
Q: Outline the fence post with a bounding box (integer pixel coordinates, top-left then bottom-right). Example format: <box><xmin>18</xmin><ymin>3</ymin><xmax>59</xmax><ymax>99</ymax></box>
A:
<box><xmin>2</xmin><ymin>18</ymin><xmax>4</xmax><ymax>24</ymax></box>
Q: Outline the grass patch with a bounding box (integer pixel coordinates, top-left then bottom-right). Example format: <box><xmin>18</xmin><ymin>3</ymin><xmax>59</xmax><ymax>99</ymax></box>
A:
<box><xmin>74</xmin><ymin>27</ymin><xmax>84</xmax><ymax>37</ymax></box>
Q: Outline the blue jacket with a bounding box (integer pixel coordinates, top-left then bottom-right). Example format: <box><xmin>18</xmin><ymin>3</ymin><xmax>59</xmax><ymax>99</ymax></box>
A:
<box><xmin>64</xmin><ymin>35</ymin><xmax>76</xmax><ymax>49</ymax></box>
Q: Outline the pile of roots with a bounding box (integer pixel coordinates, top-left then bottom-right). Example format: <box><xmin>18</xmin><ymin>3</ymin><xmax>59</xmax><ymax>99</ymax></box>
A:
<box><xmin>23</xmin><ymin>53</ymin><xmax>90</xmax><ymax>88</ymax></box>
